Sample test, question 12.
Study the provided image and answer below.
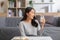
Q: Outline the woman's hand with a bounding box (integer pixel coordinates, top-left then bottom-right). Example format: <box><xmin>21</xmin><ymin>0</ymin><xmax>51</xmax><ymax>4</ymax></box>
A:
<box><xmin>40</xmin><ymin>16</ymin><xmax>45</xmax><ymax>29</ymax></box>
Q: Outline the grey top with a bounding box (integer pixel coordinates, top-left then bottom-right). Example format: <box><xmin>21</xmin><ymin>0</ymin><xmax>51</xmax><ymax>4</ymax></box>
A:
<box><xmin>19</xmin><ymin>20</ymin><xmax>41</xmax><ymax>36</ymax></box>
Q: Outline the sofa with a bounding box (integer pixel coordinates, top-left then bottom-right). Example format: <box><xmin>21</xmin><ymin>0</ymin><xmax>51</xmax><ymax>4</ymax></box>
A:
<box><xmin>0</xmin><ymin>17</ymin><xmax>22</xmax><ymax>40</ymax></box>
<box><xmin>0</xmin><ymin>16</ymin><xmax>60</xmax><ymax>40</ymax></box>
<box><xmin>42</xmin><ymin>16</ymin><xmax>60</xmax><ymax>40</ymax></box>
<box><xmin>36</xmin><ymin>15</ymin><xmax>60</xmax><ymax>40</ymax></box>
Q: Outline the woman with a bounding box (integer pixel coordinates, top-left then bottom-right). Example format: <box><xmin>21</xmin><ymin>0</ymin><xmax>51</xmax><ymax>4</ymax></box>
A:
<box><xmin>19</xmin><ymin>7</ymin><xmax>45</xmax><ymax>36</ymax></box>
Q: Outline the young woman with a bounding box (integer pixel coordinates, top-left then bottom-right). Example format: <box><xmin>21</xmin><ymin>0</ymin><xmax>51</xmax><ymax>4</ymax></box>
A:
<box><xmin>19</xmin><ymin>7</ymin><xmax>45</xmax><ymax>36</ymax></box>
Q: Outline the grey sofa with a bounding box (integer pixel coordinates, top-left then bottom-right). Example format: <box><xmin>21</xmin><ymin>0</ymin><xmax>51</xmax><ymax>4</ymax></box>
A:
<box><xmin>42</xmin><ymin>16</ymin><xmax>60</xmax><ymax>40</ymax></box>
<box><xmin>0</xmin><ymin>17</ymin><xmax>22</xmax><ymax>40</ymax></box>
<box><xmin>36</xmin><ymin>15</ymin><xmax>60</xmax><ymax>40</ymax></box>
<box><xmin>0</xmin><ymin>16</ymin><xmax>60</xmax><ymax>40</ymax></box>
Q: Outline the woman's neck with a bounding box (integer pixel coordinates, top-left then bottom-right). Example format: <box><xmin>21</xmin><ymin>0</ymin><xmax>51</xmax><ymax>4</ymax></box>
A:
<box><xmin>25</xmin><ymin>18</ymin><xmax>31</xmax><ymax>23</ymax></box>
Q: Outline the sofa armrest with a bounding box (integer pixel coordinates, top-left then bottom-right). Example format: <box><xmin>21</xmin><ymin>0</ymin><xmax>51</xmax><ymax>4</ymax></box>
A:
<box><xmin>0</xmin><ymin>27</ymin><xmax>20</xmax><ymax>40</ymax></box>
<box><xmin>44</xmin><ymin>24</ymin><xmax>56</xmax><ymax>27</ymax></box>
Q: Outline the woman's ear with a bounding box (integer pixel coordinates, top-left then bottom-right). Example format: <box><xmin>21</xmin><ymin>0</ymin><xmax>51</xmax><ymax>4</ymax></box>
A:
<box><xmin>26</xmin><ymin>13</ymin><xmax>29</xmax><ymax>16</ymax></box>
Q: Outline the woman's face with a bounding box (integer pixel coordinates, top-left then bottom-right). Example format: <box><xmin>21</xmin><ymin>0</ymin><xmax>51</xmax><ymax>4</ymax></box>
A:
<box><xmin>27</xmin><ymin>9</ymin><xmax>35</xmax><ymax>19</ymax></box>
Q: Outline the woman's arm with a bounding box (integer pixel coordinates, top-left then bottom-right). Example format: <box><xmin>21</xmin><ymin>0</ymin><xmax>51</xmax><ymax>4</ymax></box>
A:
<box><xmin>37</xmin><ymin>20</ymin><xmax>41</xmax><ymax>36</ymax></box>
<box><xmin>35</xmin><ymin>20</ymin><xmax>44</xmax><ymax>36</ymax></box>
<box><xmin>40</xmin><ymin>16</ymin><xmax>45</xmax><ymax>29</ymax></box>
<box><xmin>19</xmin><ymin>22</ymin><xmax>26</xmax><ymax>36</ymax></box>
<box><xmin>35</xmin><ymin>20</ymin><xmax>41</xmax><ymax>36</ymax></box>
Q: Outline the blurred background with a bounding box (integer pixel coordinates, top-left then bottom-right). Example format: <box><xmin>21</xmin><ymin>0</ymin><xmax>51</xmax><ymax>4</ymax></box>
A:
<box><xmin>0</xmin><ymin>0</ymin><xmax>60</xmax><ymax>17</ymax></box>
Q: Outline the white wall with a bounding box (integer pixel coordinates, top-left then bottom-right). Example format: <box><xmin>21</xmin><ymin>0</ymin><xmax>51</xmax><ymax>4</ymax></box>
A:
<box><xmin>52</xmin><ymin>0</ymin><xmax>60</xmax><ymax>12</ymax></box>
<box><xmin>26</xmin><ymin>0</ymin><xmax>60</xmax><ymax>12</ymax></box>
<box><xmin>33</xmin><ymin>0</ymin><xmax>53</xmax><ymax>13</ymax></box>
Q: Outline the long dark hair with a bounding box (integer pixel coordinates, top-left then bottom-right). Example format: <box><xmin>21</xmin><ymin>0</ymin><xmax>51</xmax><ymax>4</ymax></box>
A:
<box><xmin>21</xmin><ymin>7</ymin><xmax>38</xmax><ymax>27</ymax></box>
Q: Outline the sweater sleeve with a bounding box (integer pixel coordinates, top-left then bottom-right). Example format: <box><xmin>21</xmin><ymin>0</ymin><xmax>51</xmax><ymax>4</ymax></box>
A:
<box><xmin>19</xmin><ymin>22</ymin><xmax>26</xmax><ymax>36</ymax></box>
<box><xmin>35</xmin><ymin>20</ymin><xmax>41</xmax><ymax>36</ymax></box>
<box><xmin>35</xmin><ymin>20</ymin><xmax>41</xmax><ymax>31</ymax></box>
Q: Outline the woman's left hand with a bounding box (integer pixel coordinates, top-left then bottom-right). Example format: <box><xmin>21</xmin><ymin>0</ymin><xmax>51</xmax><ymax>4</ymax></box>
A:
<box><xmin>40</xmin><ymin>16</ymin><xmax>45</xmax><ymax>29</ymax></box>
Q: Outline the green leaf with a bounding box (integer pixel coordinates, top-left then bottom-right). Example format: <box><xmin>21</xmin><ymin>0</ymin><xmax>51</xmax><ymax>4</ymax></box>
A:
<box><xmin>9</xmin><ymin>0</ymin><xmax>15</xmax><ymax>2</ymax></box>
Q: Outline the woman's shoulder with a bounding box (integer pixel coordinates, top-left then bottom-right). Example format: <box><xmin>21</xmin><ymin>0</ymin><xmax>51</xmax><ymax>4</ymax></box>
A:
<box><xmin>19</xmin><ymin>21</ymin><xmax>24</xmax><ymax>24</ymax></box>
<box><xmin>19</xmin><ymin>21</ymin><xmax>25</xmax><ymax>26</ymax></box>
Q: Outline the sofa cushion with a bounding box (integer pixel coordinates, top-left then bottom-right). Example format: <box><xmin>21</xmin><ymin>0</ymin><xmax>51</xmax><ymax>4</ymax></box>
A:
<box><xmin>44</xmin><ymin>24</ymin><xmax>56</xmax><ymax>27</ymax></box>
<box><xmin>57</xmin><ymin>17</ymin><xmax>60</xmax><ymax>27</ymax></box>
<box><xmin>44</xmin><ymin>16</ymin><xmax>58</xmax><ymax>26</ymax></box>
<box><xmin>42</xmin><ymin>27</ymin><xmax>60</xmax><ymax>40</ymax></box>
<box><xmin>0</xmin><ymin>17</ymin><xmax>6</xmax><ymax>27</ymax></box>
<box><xmin>0</xmin><ymin>27</ymin><xmax>20</xmax><ymax>40</ymax></box>
<box><xmin>5</xmin><ymin>17</ymin><xmax>22</xmax><ymax>27</ymax></box>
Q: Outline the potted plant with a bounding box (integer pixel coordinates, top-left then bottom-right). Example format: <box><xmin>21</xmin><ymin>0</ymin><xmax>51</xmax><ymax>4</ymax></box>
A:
<box><xmin>29</xmin><ymin>0</ymin><xmax>33</xmax><ymax>7</ymax></box>
<box><xmin>9</xmin><ymin>0</ymin><xmax>15</xmax><ymax>8</ymax></box>
<box><xmin>9</xmin><ymin>0</ymin><xmax>15</xmax><ymax>2</ymax></box>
